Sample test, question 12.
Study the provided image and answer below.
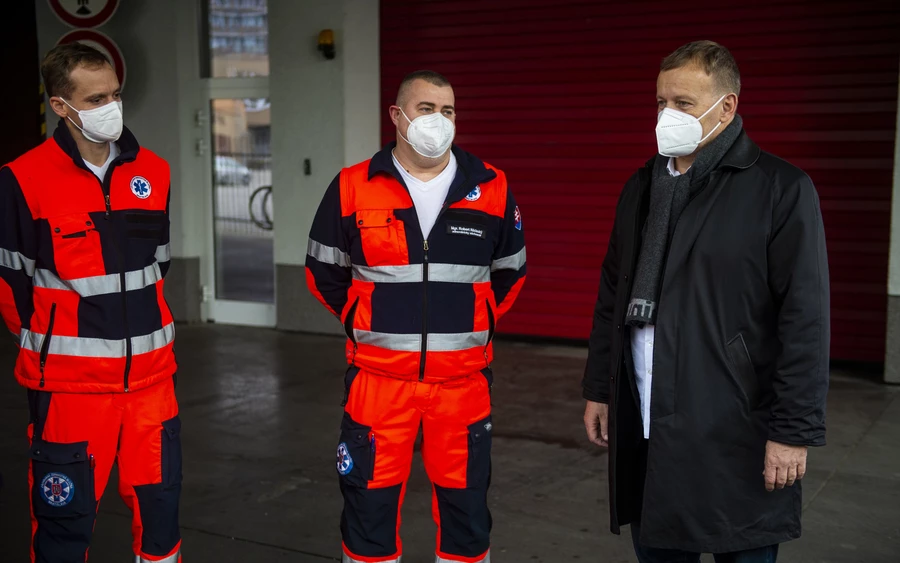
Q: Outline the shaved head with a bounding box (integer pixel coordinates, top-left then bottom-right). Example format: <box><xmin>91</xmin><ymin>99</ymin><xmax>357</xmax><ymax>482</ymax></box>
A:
<box><xmin>396</xmin><ymin>70</ymin><xmax>452</xmax><ymax>107</ymax></box>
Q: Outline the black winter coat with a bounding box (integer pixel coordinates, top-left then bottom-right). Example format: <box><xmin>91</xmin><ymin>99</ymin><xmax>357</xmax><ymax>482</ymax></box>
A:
<box><xmin>583</xmin><ymin>130</ymin><xmax>830</xmax><ymax>552</ymax></box>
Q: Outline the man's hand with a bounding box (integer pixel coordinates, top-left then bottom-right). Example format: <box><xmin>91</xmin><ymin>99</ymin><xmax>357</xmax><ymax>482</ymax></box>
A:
<box><xmin>764</xmin><ymin>440</ymin><xmax>808</xmax><ymax>492</ymax></box>
<box><xmin>584</xmin><ymin>401</ymin><xmax>609</xmax><ymax>447</ymax></box>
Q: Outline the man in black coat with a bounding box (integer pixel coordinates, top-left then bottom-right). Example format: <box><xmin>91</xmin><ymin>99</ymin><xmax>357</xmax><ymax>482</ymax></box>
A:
<box><xmin>582</xmin><ymin>40</ymin><xmax>830</xmax><ymax>563</ymax></box>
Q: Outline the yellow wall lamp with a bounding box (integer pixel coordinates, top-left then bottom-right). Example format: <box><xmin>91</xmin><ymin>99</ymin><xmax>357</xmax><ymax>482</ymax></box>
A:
<box><xmin>318</xmin><ymin>29</ymin><xmax>336</xmax><ymax>60</ymax></box>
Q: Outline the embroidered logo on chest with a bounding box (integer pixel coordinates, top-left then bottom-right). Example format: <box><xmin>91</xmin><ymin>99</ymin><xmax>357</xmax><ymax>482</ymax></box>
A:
<box><xmin>447</xmin><ymin>222</ymin><xmax>487</xmax><ymax>239</ymax></box>
<box><xmin>465</xmin><ymin>185</ymin><xmax>482</xmax><ymax>202</ymax></box>
<box><xmin>130</xmin><ymin>176</ymin><xmax>151</xmax><ymax>199</ymax></box>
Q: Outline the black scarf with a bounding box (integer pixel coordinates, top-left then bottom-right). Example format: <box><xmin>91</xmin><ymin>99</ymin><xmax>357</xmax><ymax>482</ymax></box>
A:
<box><xmin>625</xmin><ymin>115</ymin><xmax>744</xmax><ymax>326</ymax></box>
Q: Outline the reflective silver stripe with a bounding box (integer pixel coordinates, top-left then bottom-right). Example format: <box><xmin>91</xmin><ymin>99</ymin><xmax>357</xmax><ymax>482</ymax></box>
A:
<box><xmin>428</xmin><ymin>330</ymin><xmax>490</xmax><ymax>352</ymax></box>
<box><xmin>0</xmin><ymin>248</ymin><xmax>35</xmax><ymax>276</ymax></box>
<box><xmin>353</xmin><ymin>330</ymin><xmax>488</xmax><ymax>352</ymax></box>
<box><xmin>155</xmin><ymin>243</ymin><xmax>171</xmax><ymax>263</ymax></box>
<box><xmin>132</xmin><ymin>323</ymin><xmax>176</xmax><ymax>355</ymax></box>
<box><xmin>344</xmin><ymin>554</ymin><xmax>400</xmax><ymax>563</ymax></box>
<box><xmin>20</xmin><ymin>323</ymin><xmax>175</xmax><ymax>359</ymax></box>
<box><xmin>436</xmin><ymin>551</ymin><xmax>489</xmax><ymax>563</ymax></box>
<box><xmin>355</xmin><ymin>330</ymin><xmax>421</xmax><ymax>352</ymax></box>
<box><xmin>353</xmin><ymin>265</ymin><xmax>422</xmax><ymax>284</ymax></box>
<box><xmin>430</xmin><ymin>264</ymin><xmax>490</xmax><ymax>284</ymax></box>
<box><xmin>491</xmin><ymin>247</ymin><xmax>526</xmax><ymax>272</ymax></box>
<box><xmin>33</xmin><ymin>263</ymin><xmax>162</xmax><ymax>297</ymax></box>
<box><xmin>308</xmin><ymin>239</ymin><xmax>351</xmax><ymax>267</ymax></box>
<box><xmin>137</xmin><ymin>549</ymin><xmax>180</xmax><ymax>563</ymax></box>
<box><xmin>353</xmin><ymin>263</ymin><xmax>489</xmax><ymax>284</ymax></box>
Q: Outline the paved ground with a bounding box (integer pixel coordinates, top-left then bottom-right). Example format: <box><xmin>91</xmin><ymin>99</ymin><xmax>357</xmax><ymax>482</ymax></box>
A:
<box><xmin>1</xmin><ymin>325</ymin><xmax>898</xmax><ymax>562</ymax></box>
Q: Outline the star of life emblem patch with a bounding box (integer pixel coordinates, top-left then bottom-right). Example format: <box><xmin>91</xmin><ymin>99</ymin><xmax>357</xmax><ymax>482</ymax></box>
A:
<box><xmin>336</xmin><ymin>442</ymin><xmax>354</xmax><ymax>475</ymax></box>
<box><xmin>465</xmin><ymin>185</ymin><xmax>482</xmax><ymax>201</ymax></box>
<box><xmin>41</xmin><ymin>472</ymin><xmax>75</xmax><ymax>507</ymax></box>
<box><xmin>130</xmin><ymin>176</ymin><xmax>151</xmax><ymax>199</ymax></box>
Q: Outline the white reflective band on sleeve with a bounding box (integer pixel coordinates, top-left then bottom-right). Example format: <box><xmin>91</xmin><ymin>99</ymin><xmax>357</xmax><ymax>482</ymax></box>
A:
<box><xmin>436</xmin><ymin>551</ymin><xmax>489</xmax><ymax>563</ymax></box>
<box><xmin>491</xmin><ymin>247</ymin><xmax>526</xmax><ymax>271</ymax></box>
<box><xmin>34</xmin><ymin>263</ymin><xmax>163</xmax><ymax>297</ymax></box>
<box><xmin>353</xmin><ymin>330</ymin><xmax>488</xmax><ymax>352</ymax></box>
<box><xmin>343</xmin><ymin>554</ymin><xmax>400</xmax><ymax>563</ymax></box>
<box><xmin>137</xmin><ymin>549</ymin><xmax>180</xmax><ymax>563</ymax></box>
<box><xmin>353</xmin><ymin>263</ymin><xmax>489</xmax><ymax>284</ymax></box>
<box><xmin>20</xmin><ymin>323</ymin><xmax>175</xmax><ymax>359</ymax></box>
<box><xmin>308</xmin><ymin>239</ymin><xmax>351</xmax><ymax>267</ymax></box>
<box><xmin>0</xmin><ymin>248</ymin><xmax>36</xmax><ymax>276</ymax></box>
<box><xmin>155</xmin><ymin>243</ymin><xmax>171</xmax><ymax>263</ymax></box>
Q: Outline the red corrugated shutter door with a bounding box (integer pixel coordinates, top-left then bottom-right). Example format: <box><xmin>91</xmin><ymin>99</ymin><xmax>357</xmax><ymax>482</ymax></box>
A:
<box><xmin>380</xmin><ymin>0</ymin><xmax>900</xmax><ymax>362</ymax></box>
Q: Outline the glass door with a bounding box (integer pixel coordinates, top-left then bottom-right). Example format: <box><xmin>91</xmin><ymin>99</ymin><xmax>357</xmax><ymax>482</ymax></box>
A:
<box><xmin>202</xmin><ymin>0</ymin><xmax>274</xmax><ymax>326</ymax></box>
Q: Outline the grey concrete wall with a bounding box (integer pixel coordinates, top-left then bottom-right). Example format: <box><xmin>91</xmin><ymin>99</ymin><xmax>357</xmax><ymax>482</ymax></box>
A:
<box><xmin>886</xmin><ymin>60</ymin><xmax>900</xmax><ymax>384</ymax></box>
<box><xmin>270</xmin><ymin>0</ymin><xmax>380</xmax><ymax>332</ymax></box>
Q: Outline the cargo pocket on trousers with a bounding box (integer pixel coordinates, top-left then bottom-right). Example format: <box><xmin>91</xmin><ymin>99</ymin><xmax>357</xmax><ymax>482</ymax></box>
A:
<box><xmin>337</xmin><ymin>412</ymin><xmax>374</xmax><ymax>487</ymax></box>
<box><xmin>30</xmin><ymin>439</ymin><xmax>95</xmax><ymax>518</ymax></box>
<box><xmin>161</xmin><ymin>415</ymin><xmax>183</xmax><ymax>487</ymax></box>
<box><xmin>466</xmin><ymin>415</ymin><xmax>493</xmax><ymax>489</ymax></box>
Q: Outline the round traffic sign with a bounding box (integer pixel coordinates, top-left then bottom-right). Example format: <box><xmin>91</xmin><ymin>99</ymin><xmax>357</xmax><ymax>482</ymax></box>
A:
<box><xmin>48</xmin><ymin>0</ymin><xmax>119</xmax><ymax>29</ymax></box>
<box><xmin>56</xmin><ymin>29</ymin><xmax>127</xmax><ymax>90</ymax></box>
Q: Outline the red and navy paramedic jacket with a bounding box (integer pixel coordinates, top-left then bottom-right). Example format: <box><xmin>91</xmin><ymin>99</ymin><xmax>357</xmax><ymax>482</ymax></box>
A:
<box><xmin>306</xmin><ymin>143</ymin><xmax>526</xmax><ymax>382</ymax></box>
<box><xmin>0</xmin><ymin>122</ymin><xmax>176</xmax><ymax>393</ymax></box>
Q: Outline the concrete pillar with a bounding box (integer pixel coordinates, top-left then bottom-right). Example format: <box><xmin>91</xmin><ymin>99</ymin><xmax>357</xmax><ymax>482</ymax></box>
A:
<box><xmin>269</xmin><ymin>0</ymin><xmax>380</xmax><ymax>333</ymax></box>
<box><xmin>886</xmin><ymin>60</ymin><xmax>900</xmax><ymax>384</ymax></box>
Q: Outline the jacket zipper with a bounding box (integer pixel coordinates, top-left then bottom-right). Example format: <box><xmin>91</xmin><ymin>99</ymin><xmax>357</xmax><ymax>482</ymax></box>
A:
<box><xmin>38</xmin><ymin>303</ymin><xmax>57</xmax><ymax>388</ymax></box>
<box><xmin>96</xmin><ymin>165</ymin><xmax>132</xmax><ymax>392</ymax></box>
<box><xmin>485</xmin><ymin>299</ymin><xmax>495</xmax><ymax>364</ymax></box>
<box><xmin>419</xmin><ymin>239</ymin><xmax>429</xmax><ymax>381</ymax></box>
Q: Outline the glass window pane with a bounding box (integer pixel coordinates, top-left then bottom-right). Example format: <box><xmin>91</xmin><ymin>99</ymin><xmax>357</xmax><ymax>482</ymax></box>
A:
<box><xmin>211</xmin><ymin>98</ymin><xmax>274</xmax><ymax>302</ymax></box>
<box><xmin>207</xmin><ymin>0</ymin><xmax>268</xmax><ymax>78</ymax></box>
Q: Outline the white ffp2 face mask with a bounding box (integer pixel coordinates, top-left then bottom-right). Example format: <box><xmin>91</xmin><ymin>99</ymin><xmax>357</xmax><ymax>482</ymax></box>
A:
<box><xmin>398</xmin><ymin>108</ymin><xmax>455</xmax><ymax>159</ymax></box>
<box><xmin>655</xmin><ymin>94</ymin><xmax>727</xmax><ymax>157</ymax></box>
<box><xmin>62</xmin><ymin>99</ymin><xmax>124</xmax><ymax>144</ymax></box>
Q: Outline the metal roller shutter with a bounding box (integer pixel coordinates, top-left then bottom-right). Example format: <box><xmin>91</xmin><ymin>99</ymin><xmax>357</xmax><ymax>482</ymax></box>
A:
<box><xmin>380</xmin><ymin>0</ymin><xmax>900</xmax><ymax>362</ymax></box>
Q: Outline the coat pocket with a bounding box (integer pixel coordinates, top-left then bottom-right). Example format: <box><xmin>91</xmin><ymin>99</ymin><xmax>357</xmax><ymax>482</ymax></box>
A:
<box><xmin>30</xmin><ymin>439</ymin><xmax>95</xmax><ymax>518</ymax></box>
<box><xmin>466</xmin><ymin>415</ymin><xmax>493</xmax><ymax>489</ymax></box>
<box><xmin>356</xmin><ymin>209</ymin><xmax>408</xmax><ymax>267</ymax></box>
<box><xmin>337</xmin><ymin>412</ymin><xmax>374</xmax><ymax>487</ymax></box>
<box><xmin>48</xmin><ymin>213</ymin><xmax>105</xmax><ymax>280</ymax></box>
<box><xmin>161</xmin><ymin>415</ymin><xmax>183</xmax><ymax>487</ymax></box>
<box><xmin>726</xmin><ymin>334</ymin><xmax>760</xmax><ymax>409</ymax></box>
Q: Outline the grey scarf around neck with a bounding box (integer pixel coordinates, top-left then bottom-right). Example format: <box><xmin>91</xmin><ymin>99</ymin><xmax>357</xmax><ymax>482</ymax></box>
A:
<box><xmin>625</xmin><ymin>114</ymin><xmax>744</xmax><ymax>327</ymax></box>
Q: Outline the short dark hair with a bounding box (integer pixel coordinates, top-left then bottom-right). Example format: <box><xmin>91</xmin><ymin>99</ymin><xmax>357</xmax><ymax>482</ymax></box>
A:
<box><xmin>661</xmin><ymin>41</ymin><xmax>741</xmax><ymax>96</ymax></box>
<box><xmin>396</xmin><ymin>70</ymin><xmax>452</xmax><ymax>105</ymax></box>
<box><xmin>41</xmin><ymin>43</ymin><xmax>112</xmax><ymax>99</ymax></box>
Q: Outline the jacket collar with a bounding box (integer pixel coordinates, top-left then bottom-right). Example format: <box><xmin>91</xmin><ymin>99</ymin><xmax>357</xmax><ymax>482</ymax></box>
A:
<box><xmin>53</xmin><ymin>119</ymin><xmax>141</xmax><ymax>169</ymax></box>
<box><xmin>717</xmin><ymin>129</ymin><xmax>759</xmax><ymax>170</ymax></box>
<box><xmin>367</xmin><ymin>141</ymin><xmax>496</xmax><ymax>188</ymax></box>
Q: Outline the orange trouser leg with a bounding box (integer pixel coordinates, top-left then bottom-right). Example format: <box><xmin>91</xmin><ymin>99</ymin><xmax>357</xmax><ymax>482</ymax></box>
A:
<box><xmin>422</xmin><ymin>369</ymin><xmax>492</xmax><ymax>563</ymax></box>
<box><xmin>117</xmin><ymin>377</ymin><xmax>183</xmax><ymax>563</ymax></box>
<box><xmin>339</xmin><ymin>368</ymin><xmax>421</xmax><ymax>562</ymax></box>
<box><xmin>27</xmin><ymin>389</ymin><xmax>121</xmax><ymax>563</ymax></box>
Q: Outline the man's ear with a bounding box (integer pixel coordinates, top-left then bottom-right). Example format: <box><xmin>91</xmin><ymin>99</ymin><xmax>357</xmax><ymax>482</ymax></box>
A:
<box><xmin>48</xmin><ymin>97</ymin><xmax>70</xmax><ymax>120</ymax></box>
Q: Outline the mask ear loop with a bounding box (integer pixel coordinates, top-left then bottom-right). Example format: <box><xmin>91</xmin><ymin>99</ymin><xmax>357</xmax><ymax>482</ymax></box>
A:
<box><xmin>696</xmin><ymin>93</ymin><xmax>729</xmax><ymax>144</ymax></box>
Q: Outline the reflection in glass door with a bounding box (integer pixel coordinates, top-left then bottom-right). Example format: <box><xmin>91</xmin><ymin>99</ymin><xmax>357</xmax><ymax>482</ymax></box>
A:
<box><xmin>211</xmin><ymin>98</ymin><xmax>273</xmax><ymax>304</ymax></box>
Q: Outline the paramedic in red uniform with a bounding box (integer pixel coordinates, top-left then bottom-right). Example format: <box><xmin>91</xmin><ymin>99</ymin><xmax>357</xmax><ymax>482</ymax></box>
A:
<box><xmin>306</xmin><ymin>70</ymin><xmax>526</xmax><ymax>563</ymax></box>
<box><xmin>0</xmin><ymin>44</ymin><xmax>182</xmax><ymax>562</ymax></box>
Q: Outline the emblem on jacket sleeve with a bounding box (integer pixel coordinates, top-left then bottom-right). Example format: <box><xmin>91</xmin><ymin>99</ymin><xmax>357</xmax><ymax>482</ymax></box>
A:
<box><xmin>130</xmin><ymin>176</ymin><xmax>151</xmax><ymax>199</ymax></box>
<box><xmin>514</xmin><ymin>206</ymin><xmax>522</xmax><ymax>231</ymax></box>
